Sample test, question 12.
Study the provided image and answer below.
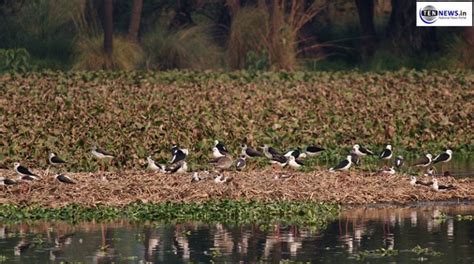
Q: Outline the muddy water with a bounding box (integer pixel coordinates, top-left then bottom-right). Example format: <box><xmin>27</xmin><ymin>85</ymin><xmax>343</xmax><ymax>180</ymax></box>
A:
<box><xmin>0</xmin><ymin>203</ymin><xmax>473</xmax><ymax>263</ymax></box>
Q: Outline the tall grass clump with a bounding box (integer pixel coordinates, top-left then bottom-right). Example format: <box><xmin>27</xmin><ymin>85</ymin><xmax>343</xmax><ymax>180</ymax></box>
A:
<box><xmin>227</xmin><ymin>1</ymin><xmax>325</xmax><ymax>70</ymax></box>
<box><xmin>424</xmin><ymin>31</ymin><xmax>474</xmax><ymax>70</ymax></box>
<box><xmin>72</xmin><ymin>3</ymin><xmax>144</xmax><ymax>70</ymax></box>
<box><xmin>73</xmin><ymin>35</ymin><xmax>144</xmax><ymax>70</ymax></box>
<box><xmin>142</xmin><ymin>15</ymin><xmax>223</xmax><ymax>70</ymax></box>
<box><xmin>0</xmin><ymin>0</ymin><xmax>83</xmax><ymax>69</ymax></box>
<box><xmin>227</xmin><ymin>6</ymin><xmax>270</xmax><ymax>70</ymax></box>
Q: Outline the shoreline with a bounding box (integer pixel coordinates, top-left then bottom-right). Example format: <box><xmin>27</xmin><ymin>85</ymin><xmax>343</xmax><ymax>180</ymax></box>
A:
<box><xmin>1</xmin><ymin>170</ymin><xmax>473</xmax><ymax>208</ymax></box>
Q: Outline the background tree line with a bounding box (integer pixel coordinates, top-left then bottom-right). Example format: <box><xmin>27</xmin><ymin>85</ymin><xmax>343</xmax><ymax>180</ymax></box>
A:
<box><xmin>0</xmin><ymin>0</ymin><xmax>472</xmax><ymax>72</ymax></box>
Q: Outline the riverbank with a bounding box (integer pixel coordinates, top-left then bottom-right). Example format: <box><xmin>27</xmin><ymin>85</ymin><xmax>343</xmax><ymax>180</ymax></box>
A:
<box><xmin>1</xmin><ymin>170</ymin><xmax>473</xmax><ymax>207</ymax></box>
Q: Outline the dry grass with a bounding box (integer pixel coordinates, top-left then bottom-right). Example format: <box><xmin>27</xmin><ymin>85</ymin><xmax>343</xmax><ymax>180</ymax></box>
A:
<box><xmin>73</xmin><ymin>35</ymin><xmax>144</xmax><ymax>70</ymax></box>
<box><xmin>1</xmin><ymin>169</ymin><xmax>472</xmax><ymax>207</ymax></box>
<box><xmin>227</xmin><ymin>6</ymin><xmax>269</xmax><ymax>69</ymax></box>
<box><xmin>227</xmin><ymin>1</ymin><xmax>326</xmax><ymax>70</ymax></box>
<box><xmin>142</xmin><ymin>22</ymin><xmax>223</xmax><ymax>70</ymax></box>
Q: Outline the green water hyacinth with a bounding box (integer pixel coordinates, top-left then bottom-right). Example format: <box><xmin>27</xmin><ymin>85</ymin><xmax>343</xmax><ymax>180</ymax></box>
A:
<box><xmin>0</xmin><ymin>201</ymin><xmax>341</xmax><ymax>227</ymax></box>
<box><xmin>1</xmin><ymin>70</ymin><xmax>472</xmax><ymax>172</ymax></box>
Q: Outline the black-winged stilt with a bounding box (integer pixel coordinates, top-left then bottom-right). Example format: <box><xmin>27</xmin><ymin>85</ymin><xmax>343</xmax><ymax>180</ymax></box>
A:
<box><xmin>288</xmin><ymin>155</ymin><xmax>303</xmax><ymax>169</ymax></box>
<box><xmin>431</xmin><ymin>178</ymin><xmax>455</xmax><ymax>191</ymax></box>
<box><xmin>240</xmin><ymin>144</ymin><xmax>263</xmax><ymax>158</ymax></box>
<box><xmin>147</xmin><ymin>156</ymin><xmax>165</xmax><ymax>172</ymax></box>
<box><xmin>412</xmin><ymin>153</ymin><xmax>432</xmax><ymax>167</ymax></box>
<box><xmin>433</xmin><ymin>149</ymin><xmax>452</xmax><ymax>173</ymax></box>
<box><xmin>235</xmin><ymin>155</ymin><xmax>246</xmax><ymax>171</ymax></box>
<box><xmin>55</xmin><ymin>174</ymin><xmax>76</xmax><ymax>184</ymax></box>
<box><xmin>329</xmin><ymin>155</ymin><xmax>352</xmax><ymax>172</ymax></box>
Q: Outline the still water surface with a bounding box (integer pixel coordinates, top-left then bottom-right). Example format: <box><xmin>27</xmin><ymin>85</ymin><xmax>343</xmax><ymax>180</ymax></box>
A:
<box><xmin>0</xmin><ymin>203</ymin><xmax>473</xmax><ymax>263</ymax></box>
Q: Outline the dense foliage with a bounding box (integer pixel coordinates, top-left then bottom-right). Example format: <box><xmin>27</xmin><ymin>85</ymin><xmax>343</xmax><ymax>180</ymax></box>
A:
<box><xmin>0</xmin><ymin>70</ymin><xmax>472</xmax><ymax>171</ymax></box>
<box><xmin>0</xmin><ymin>0</ymin><xmax>472</xmax><ymax>71</ymax></box>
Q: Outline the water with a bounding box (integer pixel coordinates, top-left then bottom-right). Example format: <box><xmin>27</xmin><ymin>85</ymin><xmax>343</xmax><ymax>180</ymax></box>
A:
<box><xmin>445</xmin><ymin>157</ymin><xmax>474</xmax><ymax>177</ymax></box>
<box><xmin>1</xmin><ymin>203</ymin><xmax>473</xmax><ymax>263</ymax></box>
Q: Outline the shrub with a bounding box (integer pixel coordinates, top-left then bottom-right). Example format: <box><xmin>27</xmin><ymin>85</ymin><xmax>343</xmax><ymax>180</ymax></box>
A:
<box><xmin>142</xmin><ymin>18</ymin><xmax>223</xmax><ymax>70</ymax></box>
<box><xmin>227</xmin><ymin>6</ymin><xmax>270</xmax><ymax>70</ymax></box>
<box><xmin>0</xmin><ymin>48</ymin><xmax>32</xmax><ymax>73</ymax></box>
<box><xmin>73</xmin><ymin>35</ymin><xmax>144</xmax><ymax>70</ymax></box>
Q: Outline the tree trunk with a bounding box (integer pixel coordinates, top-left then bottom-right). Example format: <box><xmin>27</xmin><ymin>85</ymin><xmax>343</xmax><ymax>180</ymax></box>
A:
<box><xmin>103</xmin><ymin>0</ymin><xmax>113</xmax><ymax>55</ymax></box>
<box><xmin>127</xmin><ymin>0</ymin><xmax>143</xmax><ymax>42</ymax></box>
<box><xmin>169</xmin><ymin>0</ymin><xmax>194</xmax><ymax>29</ymax></box>
<box><xmin>386</xmin><ymin>0</ymin><xmax>437</xmax><ymax>51</ymax></box>
<box><xmin>463</xmin><ymin>26</ymin><xmax>474</xmax><ymax>45</ymax></box>
<box><xmin>355</xmin><ymin>0</ymin><xmax>377</xmax><ymax>60</ymax></box>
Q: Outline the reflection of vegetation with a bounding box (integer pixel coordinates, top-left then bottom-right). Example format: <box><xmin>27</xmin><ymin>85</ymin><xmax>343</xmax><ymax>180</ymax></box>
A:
<box><xmin>0</xmin><ymin>255</ymin><xmax>7</xmax><ymax>263</ymax></box>
<box><xmin>355</xmin><ymin>248</ymin><xmax>399</xmax><ymax>260</ymax></box>
<box><xmin>355</xmin><ymin>245</ymin><xmax>442</xmax><ymax>260</ymax></box>
<box><xmin>279</xmin><ymin>261</ymin><xmax>312</xmax><ymax>264</ymax></box>
<box><xmin>0</xmin><ymin>201</ymin><xmax>340</xmax><ymax>228</ymax></box>
<box><xmin>411</xmin><ymin>245</ymin><xmax>442</xmax><ymax>256</ymax></box>
<box><xmin>433</xmin><ymin>213</ymin><xmax>474</xmax><ymax>222</ymax></box>
<box><xmin>455</xmin><ymin>215</ymin><xmax>474</xmax><ymax>221</ymax></box>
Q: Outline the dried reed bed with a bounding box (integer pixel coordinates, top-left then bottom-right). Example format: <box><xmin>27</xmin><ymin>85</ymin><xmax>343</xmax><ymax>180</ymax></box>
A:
<box><xmin>1</xmin><ymin>170</ymin><xmax>473</xmax><ymax>207</ymax></box>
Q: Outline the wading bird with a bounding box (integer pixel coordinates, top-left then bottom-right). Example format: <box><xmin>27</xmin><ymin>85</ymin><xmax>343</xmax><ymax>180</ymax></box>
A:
<box><xmin>269</xmin><ymin>154</ymin><xmax>288</xmax><ymax>168</ymax></box>
<box><xmin>379</xmin><ymin>144</ymin><xmax>393</xmax><ymax>165</ymax></box>
<box><xmin>210</xmin><ymin>155</ymin><xmax>234</xmax><ymax>171</ymax></box>
<box><xmin>409</xmin><ymin>176</ymin><xmax>432</xmax><ymax>187</ymax></box>
<box><xmin>432</xmin><ymin>178</ymin><xmax>455</xmax><ymax>191</ymax></box>
<box><xmin>165</xmin><ymin>160</ymin><xmax>188</xmax><ymax>174</ymax></box>
<box><xmin>288</xmin><ymin>155</ymin><xmax>303</xmax><ymax>169</ymax></box>
<box><xmin>424</xmin><ymin>167</ymin><xmax>435</xmax><ymax>177</ymax></box>
<box><xmin>412</xmin><ymin>153</ymin><xmax>432</xmax><ymax>168</ymax></box>
<box><xmin>284</xmin><ymin>148</ymin><xmax>307</xmax><ymax>159</ymax></box>
<box><xmin>0</xmin><ymin>177</ymin><xmax>17</xmax><ymax>186</ymax></box>
<box><xmin>394</xmin><ymin>156</ymin><xmax>404</xmax><ymax>168</ymax></box>
<box><xmin>379</xmin><ymin>166</ymin><xmax>396</xmax><ymax>175</ymax></box>
<box><xmin>432</xmin><ymin>149</ymin><xmax>452</xmax><ymax>173</ymax></box>
<box><xmin>91</xmin><ymin>146</ymin><xmax>114</xmax><ymax>171</ymax></box>
<box><xmin>214</xmin><ymin>174</ymin><xmax>232</xmax><ymax>184</ymax></box>
<box><xmin>352</xmin><ymin>144</ymin><xmax>374</xmax><ymax>156</ymax></box>
<box><xmin>55</xmin><ymin>174</ymin><xmax>75</xmax><ymax>184</ymax></box>
<box><xmin>49</xmin><ymin>153</ymin><xmax>66</xmax><ymax>166</ymax></box>
<box><xmin>14</xmin><ymin>162</ymin><xmax>39</xmax><ymax>180</ymax></box>
<box><xmin>241</xmin><ymin>144</ymin><xmax>263</xmax><ymax>158</ymax></box>
<box><xmin>304</xmin><ymin>145</ymin><xmax>325</xmax><ymax>156</ymax></box>
<box><xmin>350</xmin><ymin>153</ymin><xmax>361</xmax><ymax>166</ymax></box>
<box><xmin>47</xmin><ymin>152</ymin><xmax>67</xmax><ymax>176</ymax></box>
<box><xmin>260</xmin><ymin>144</ymin><xmax>283</xmax><ymax>159</ymax></box>
<box><xmin>213</xmin><ymin>140</ymin><xmax>228</xmax><ymax>158</ymax></box>
<box><xmin>170</xmin><ymin>147</ymin><xmax>188</xmax><ymax>164</ymax></box>
<box><xmin>329</xmin><ymin>155</ymin><xmax>352</xmax><ymax>172</ymax></box>
<box><xmin>191</xmin><ymin>172</ymin><xmax>201</xmax><ymax>182</ymax></box>
<box><xmin>147</xmin><ymin>156</ymin><xmax>165</xmax><ymax>173</ymax></box>
<box><xmin>235</xmin><ymin>155</ymin><xmax>246</xmax><ymax>171</ymax></box>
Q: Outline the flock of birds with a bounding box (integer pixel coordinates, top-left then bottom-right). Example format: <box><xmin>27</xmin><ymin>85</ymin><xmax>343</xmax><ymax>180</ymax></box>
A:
<box><xmin>1</xmin><ymin>140</ymin><xmax>455</xmax><ymax>191</ymax></box>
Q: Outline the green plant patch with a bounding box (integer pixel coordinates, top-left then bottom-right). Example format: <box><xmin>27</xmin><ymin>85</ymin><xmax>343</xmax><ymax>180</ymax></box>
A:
<box><xmin>410</xmin><ymin>245</ymin><xmax>442</xmax><ymax>256</ymax></box>
<box><xmin>355</xmin><ymin>248</ymin><xmax>399</xmax><ymax>260</ymax></box>
<box><xmin>0</xmin><ymin>200</ymin><xmax>341</xmax><ymax>228</ymax></box>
